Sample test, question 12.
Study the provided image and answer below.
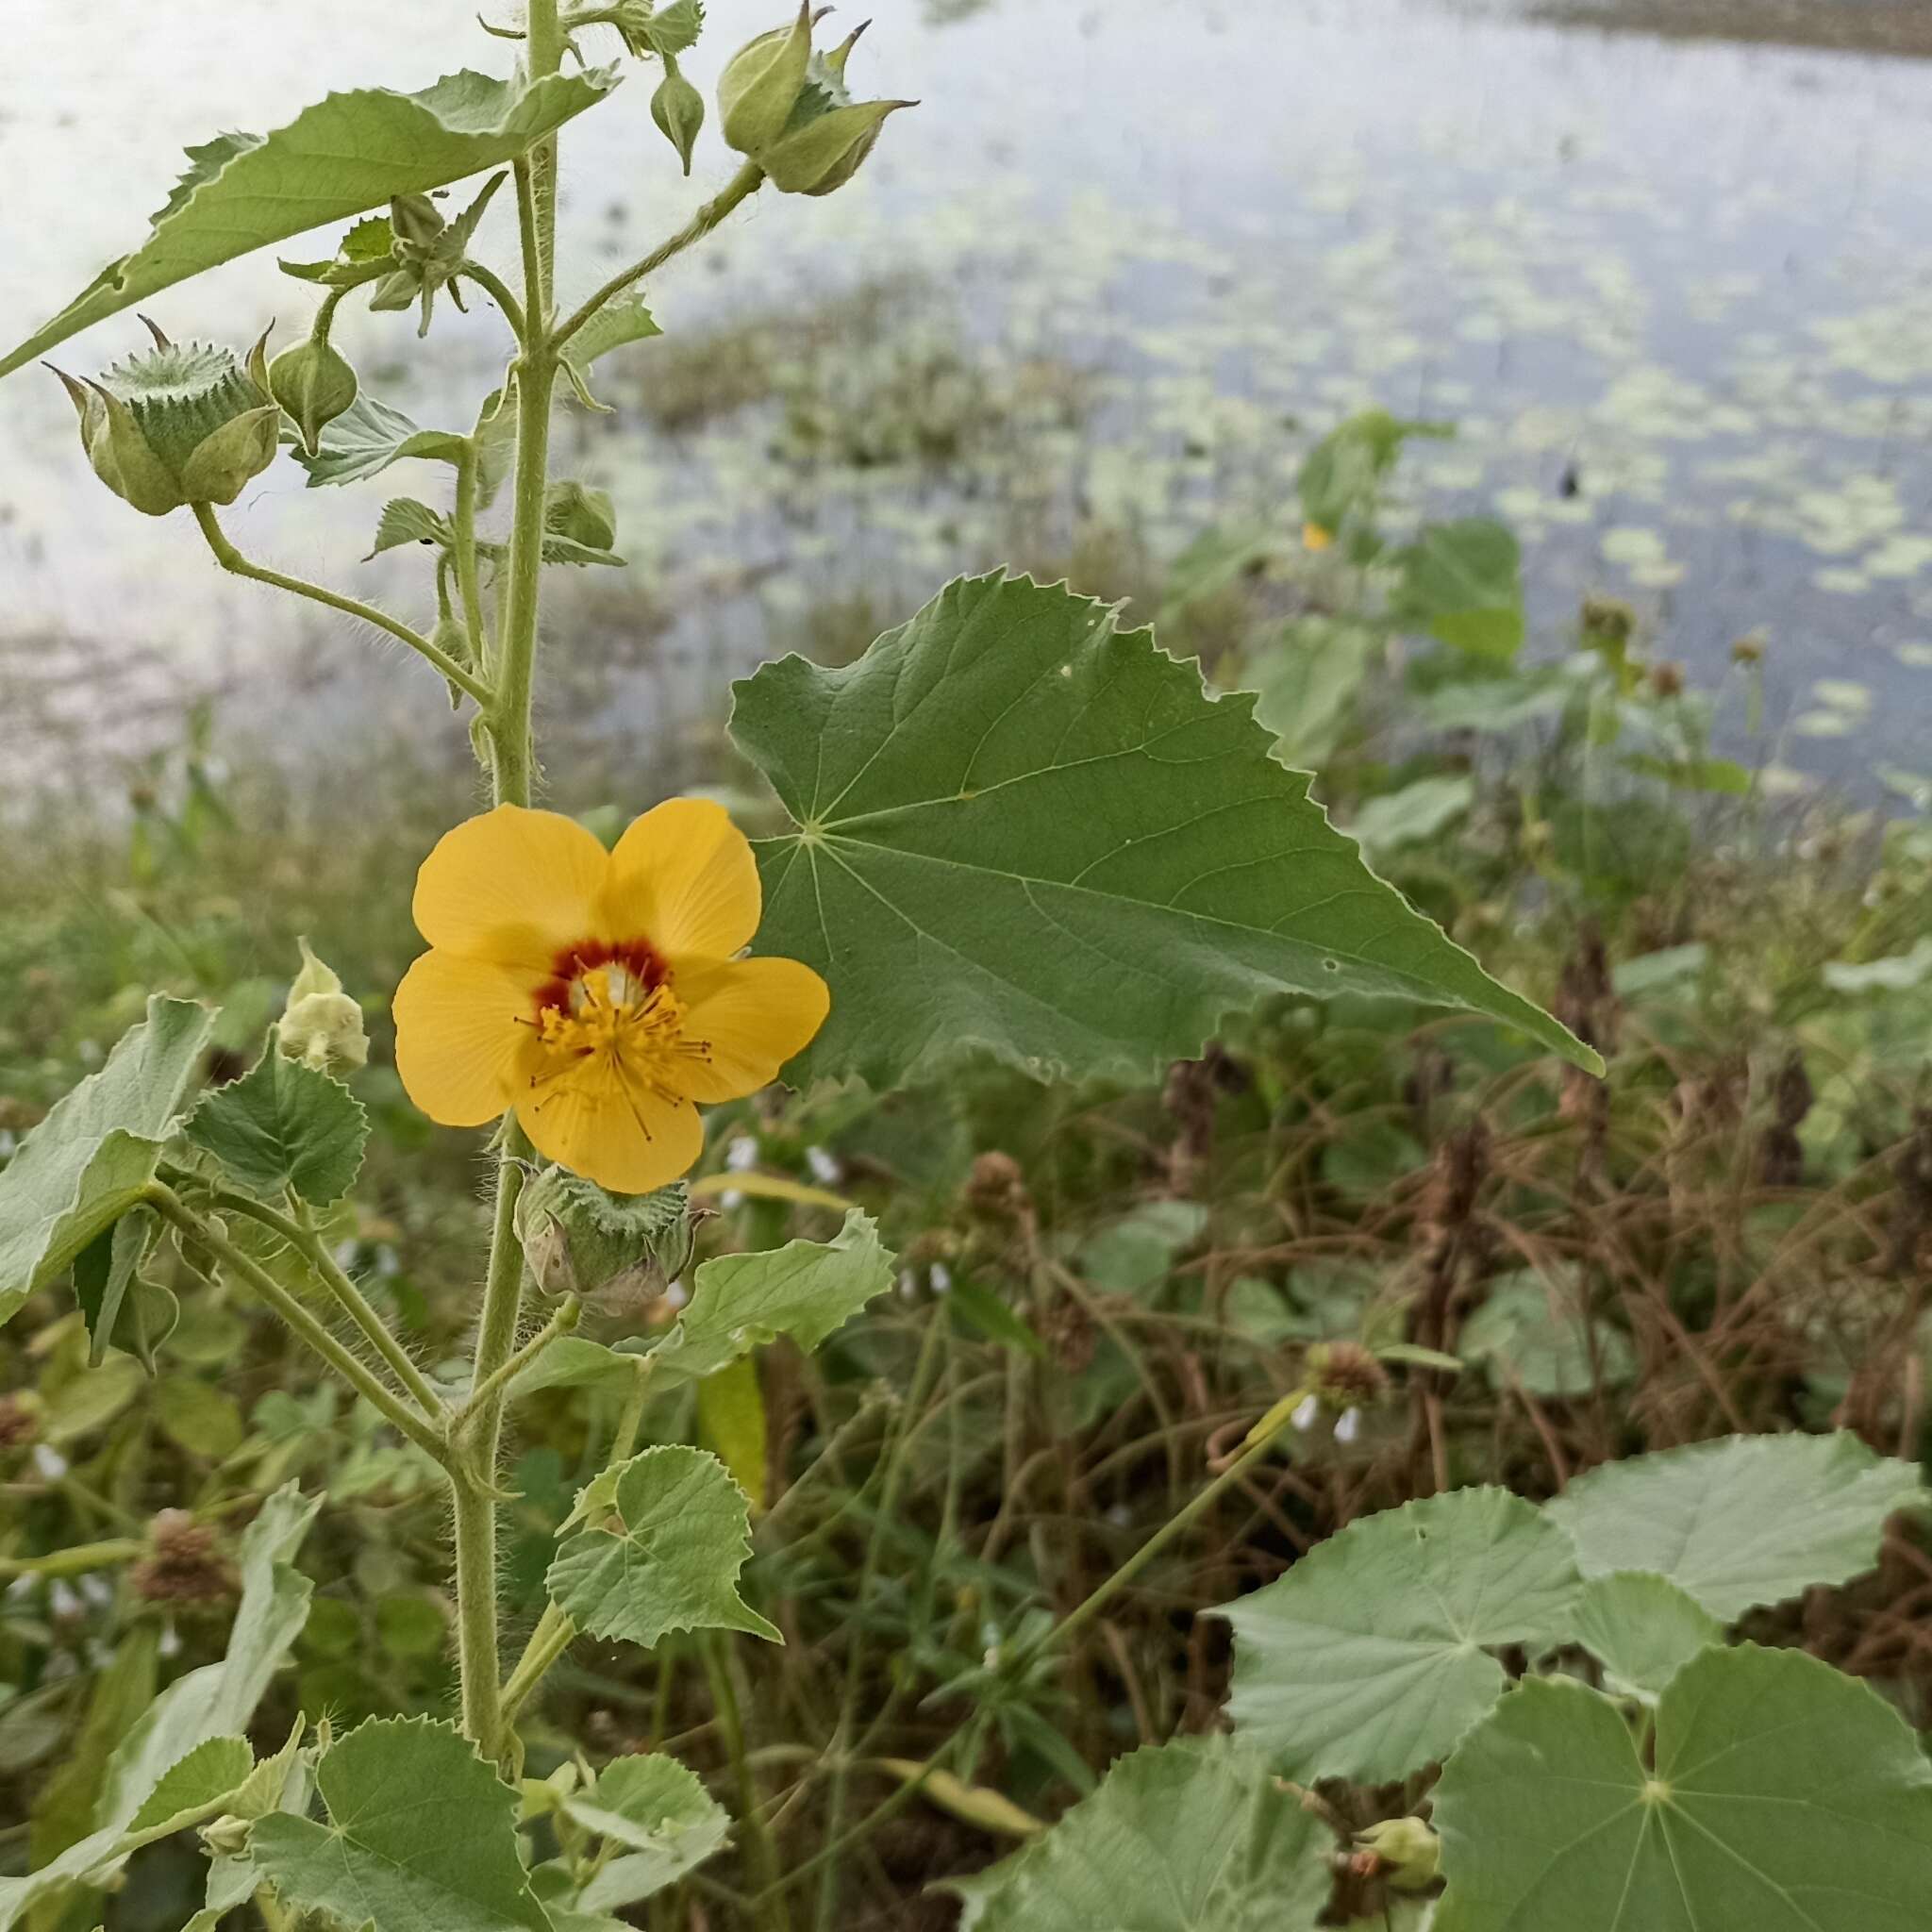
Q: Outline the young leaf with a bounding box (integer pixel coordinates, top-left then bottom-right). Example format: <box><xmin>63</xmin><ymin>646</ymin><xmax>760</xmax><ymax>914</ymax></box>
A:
<box><xmin>647</xmin><ymin>1210</ymin><xmax>893</xmax><ymax>1385</ymax></box>
<box><xmin>1391</xmin><ymin>518</ymin><xmax>1525</xmax><ymax>659</ymax></box>
<box><xmin>126</xmin><ymin>1735</ymin><xmax>255</xmax><ymax>1833</ymax></box>
<box><xmin>946</xmin><ymin>1737</ymin><xmax>1329</xmax><ymax>1932</ymax></box>
<box><xmin>183</xmin><ymin>1050</ymin><xmax>368</xmax><ymax>1206</ymax></box>
<box><xmin>558</xmin><ymin>293</ymin><xmax>662</xmax><ymax>410</ymax></box>
<box><xmin>291</xmin><ymin>393</ymin><xmax>469</xmax><ymax>488</ymax></box>
<box><xmin>546</xmin><ymin>1446</ymin><xmax>780</xmax><ymax>1645</ymax></box>
<box><xmin>730</xmin><ymin>574</ymin><xmax>1596</xmax><ymax>1091</ymax></box>
<box><xmin>367</xmin><ymin>496</ymin><xmax>453</xmax><ymax>558</ymax></box>
<box><xmin>562</xmin><ymin>1753</ymin><xmax>732</xmax><ymax>1909</ymax></box>
<box><xmin>72</xmin><ymin>1206</ymin><xmax>159</xmax><ymax>1366</ymax></box>
<box><xmin>1434</xmin><ymin>1648</ymin><xmax>1932</xmax><ymax>1932</ymax></box>
<box><xmin>0</xmin><ymin>995</ymin><xmax>212</xmax><ymax>1326</ymax></box>
<box><xmin>0</xmin><ymin>69</ymin><xmax>620</xmax><ymax>379</ymax></box>
<box><xmin>1545</xmin><ymin>1431</ymin><xmax>1926</xmax><ymax>1621</ymax></box>
<box><xmin>251</xmin><ymin>1716</ymin><xmax>552</xmax><ymax>1932</ymax></box>
<box><xmin>97</xmin><ymin>1485</ymin><xmax>322</xmax><ymax>1833</ymax></box>
<box><xmin>1568</xmin><ymin>1573</ymin><xmax>1723</xmax><ymax>1702</ymax></box>
<box><xmin>1220</xmin><ymin>1487</ymin><xmax>1580</xmax><ymax>1781</ymax></box>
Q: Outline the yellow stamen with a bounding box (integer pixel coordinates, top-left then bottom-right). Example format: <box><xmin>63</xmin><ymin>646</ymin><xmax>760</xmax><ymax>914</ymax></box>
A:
<box><xmin>528</xmin><ymin>965</ymin><xmax>699</xmax><ymax>1108</ymax></box>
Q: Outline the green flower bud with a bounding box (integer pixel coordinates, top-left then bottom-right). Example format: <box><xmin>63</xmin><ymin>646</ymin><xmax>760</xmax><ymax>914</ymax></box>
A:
<box><xmin>277</xmin><ymin>939</ymin><xmax>369</xmax><ymax>1074</ymax></box>
<box><xmin>47</xmin><ymin>321</ymin><xmax>278</xmax><ymax>517</ymax></box>
<box><xmin>268</xmin><ymin>335</ymin><xmax>359</xmax><ymax>458</ymax></box>
<box><xmin>652</xmin><ymin>61</ymin><xmax>706</xmax><ymax>175</ymax></box>
<box><xmin>750</xmin><ymin>18</ymin><xmax>913</xmax><ymax>196</ymax></box>
<box><xmin>544</xmin><ymin>480</ymin><xmax>619</xmax><ymax>553</ymax></box>
<box><xmin>200</xmin><ymin>1815</ymin><xmax>253</xmax><ymax>1860</ymax></box>
<box><xmin>1355</xmin><ymin>1818</ymin><xmax>1441</xmax><ymax>1892</ymax></box>
<box><xmin>765</xmin><ymin>96</ymin><xmax>909</xmax><ymax>195</ymax></box>
<box><xmin>514</xmin><ymin>1165</ymin><xmax>691</xmax><ymax>1302</ymax></box>
<box><xmin>718</xmin><ymin>3</ymin><xmax>816</xmax><ymax>157</ymax></box>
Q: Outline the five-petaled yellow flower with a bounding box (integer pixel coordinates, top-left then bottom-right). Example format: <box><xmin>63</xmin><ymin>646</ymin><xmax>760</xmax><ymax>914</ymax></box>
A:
<box><xmin>393</xmin><ymin>801</ymin><xmax>828</xmax><ymax>1194</ymax></box>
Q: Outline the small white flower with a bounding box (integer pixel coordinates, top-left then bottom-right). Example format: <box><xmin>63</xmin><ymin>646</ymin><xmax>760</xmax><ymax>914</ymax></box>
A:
<box><xmin>1335</xmin><ymin>1407</ymin><xmax>1361</xmax><ymax>1444</ymax></box>
<box><xmin>1291</xmin><ymin>1396</ymin><xmax>1319</xmax><ymax>1433</ymax></box>
<box><xmin>31</xmin><ymin>1444</ymin><xmax>69</xmax><ymax>1480</ymax></box>
<box><xmin>929</xmin><ymin>1262</ymin><xmax>953</xmax><ymax>1295</ymax></box>
<box><xmin>663</xmin><ymin>1279</ymin><xmax>691</xmax><ymax>1310</ymax></box>
<box><xmin>78</xmin><ymin>1573</ymin><xmax>112</xmax><ymax>1608</ymax></box>
<box><xmin>806</xmin><ymin>1145</ymin><xmax>841</xmax><ymax>1185</ymax></box>
<box><xmin>720</xmin><ymin>1190</ymin><xmax>745</xmax><ymax>1210</ymax></box>
<box><xmin>725</xmin><ymin>1135</ymin><xmax>760</xmax><ymax>1172</ymax></box>
<box><xmin>159</xmin><ymin>1621</ymin><xmax>182</xmax><ymax>1658</ymax></box>
<box><xmin>898</xmin><ymin>1268</ymin><xmax>919</xmax><ymax>1299</ymax></box>
<box><xmin>0</xmin><ymin>1129</ymin><xmax>16</xmax><ymax>1159</ymax></box>
<box><xmin>48</xmin><ymin>1580</ymin><xmax>81</xmax><ymax>1619</ymax></box>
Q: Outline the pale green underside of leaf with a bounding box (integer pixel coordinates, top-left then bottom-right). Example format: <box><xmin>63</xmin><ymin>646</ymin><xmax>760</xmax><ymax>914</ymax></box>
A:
<box><xmin>1568</xmin><ymin>1572</ymin><xmax>1724</xmax><ymax>1702</ymax></box>
<box><xmin>98</xmin><ymin>1485</ymin><xmax>322</xmax><ymax>1834</ymax></box>
<box><xmin>1545</xmin><ymin>1430</ymin><xmax>1926</xmax><ymax>1622</ymax></box>
<box><xmin>1222</xmin><ymin>1486</ymin><xmax>1581</xmax><ymax>1781</ymax></box>
<box><xmin>0</xmin><ymin>68</ymin><xmax>618</xmax><ymax>379</ymax></box>
<box><xmin>948</xmin><ymin>1737</ymin><xmax>1330</xmax><ymax>1932</ymax></box>
<box><xmin>252</xmin><ymin>1717</ymin><xmax>552</xmax><ymax>1932</ymax></box>
<box><xmin>0</xmin><ymin>995</ymin><xmax>212</xmax><ymax>1324</ymax></box>
<box><xmin>183</xmin><ymin>1049</ymin><xmax>368</xmax><ymax>1206</ymax></box>
<box><xmin>547</xmin><ymin>1446</ymin><xmax>779</xmax><ymax>1646</ymax></box>
<box><xmin>731</xmin><ymin>574</ymin><xmax>1597</xmax><ymax>1091</ymax></box>
<box><xmin>564</xmin><ymin>1753</ymin><xmax>733</xmax><ymax>1910</ymax></box>
<box><xmin>648</xmin><ymin>1210</ymin><xmax>893</xmax><ymax>1385</ymax></box>
<box><xmin>1435</xmin><ymin>1648</ymin><xmax>1932</xmax><ymax>1932</ymax></box>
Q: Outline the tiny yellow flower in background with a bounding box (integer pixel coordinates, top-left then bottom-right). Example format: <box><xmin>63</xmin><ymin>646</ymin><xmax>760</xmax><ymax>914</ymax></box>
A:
<box><xmin>393</xmin><ymin>801</ymin><xmax>828</xmax><ymax>1194</ymax></box>
<box><xmin>1301</xmin><ymin>522</ymin><xmax>1335</xmax><ymax>553</ymax></box>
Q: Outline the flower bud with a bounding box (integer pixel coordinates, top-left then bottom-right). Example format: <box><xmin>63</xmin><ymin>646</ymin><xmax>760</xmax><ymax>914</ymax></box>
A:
<box><xmin>269</xmin><ymin>335</ymin><xmax>358</xmax><ymax>458</ymax></box>
<box><xmin>277</xmin><ymin>939</ymin><xmax>369</xmax><ymax>1074</ymax></box>
<box><xmin>1355</xmin><ymin>1817</ymin><xmax>1441</xmax><ymax>1891</ymax></box>
<box><xmin>371</xmin><ymin>176</ymin><xmax>506</xmax><ymax>337</ymax></box>
<box><xmin>718</xmin><ymin>5</ymin><xmax>816</xmax><ymax>157</ymax></box>
<box><xmin>766</xmin><ymin>97</ymin><xmax>909</xmax><ymax>196</ymax></box>
<box><xmin>653</xmin><ymin>62</ymin><xmax>706</xmax><ymax>175</ymax></box>
<box><xmin>48</xmin><ymin>322</ymin><xmax>279</xmax><ymax>517</ymax></box>
<box><xmin>545</xmin><ymin>480</ymin><xmax>620</xmax><ymax>554</ymax></box>
<box><xmin>514</xmin><ymin>1165</ymin><xmax>690</xmax><ymax>1302</ymax></box>
<box><xmin>200</xmin><ymin>1815</ymin><xmax>254</xmax><ymax>1859</ymax></box>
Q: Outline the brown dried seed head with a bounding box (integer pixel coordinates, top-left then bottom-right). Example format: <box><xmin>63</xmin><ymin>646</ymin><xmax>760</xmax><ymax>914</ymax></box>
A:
<box><xmin>1307</xmin><ymin>1340</ymin><xmax>1391</xmax><ymax>1410</ymax></box>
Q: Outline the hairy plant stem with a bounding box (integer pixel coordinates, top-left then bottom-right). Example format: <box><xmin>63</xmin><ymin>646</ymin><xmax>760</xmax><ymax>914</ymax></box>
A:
<box><xmin>452</xmin><ymin>443</ymin><xmax>491</xmax><ymax>674</ymax></box>
<box><xmin>450</xmin><ymin>0</ymin><xmax>566</xmax><ymax>1768</ymax></box>
<box><xmin>190</xmin><ymin>503</ymin><xmax>492</xmax><ymax>708</ymax></box>
<box><xmin>552</xmin><ymin>160</ymin><xmax>765</xmax><ymax>351</ymax></box>
<box><xmin>145</xmin><ymin>1187</ymin><xmax>449</xmax><ymax>1464</ymax></box>
<box><xmin>209</xmin><ymin>1189</ymin><xmax>443</xmax><ymax>1418</ymax></box>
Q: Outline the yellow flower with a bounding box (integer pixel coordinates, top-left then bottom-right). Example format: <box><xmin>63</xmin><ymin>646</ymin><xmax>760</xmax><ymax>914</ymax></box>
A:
<box><xmin>1301</xmin><ymin>522</ymin><xmax>1335</xmax><ymax>553</ymax></box>
<box><xmin>393</xmin><ymin>801</ymin><xmax>828</xmax><ymax>1194</ymax></box>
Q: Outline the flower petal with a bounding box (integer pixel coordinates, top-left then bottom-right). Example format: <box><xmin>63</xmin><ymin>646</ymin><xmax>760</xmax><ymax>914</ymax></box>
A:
<box><xmin>413</xmin><ymin>805</ymin><xmax>610</xmax><ymax>971</ymax></box>
<box><xmin>392</xmin><ymin>949</ymin><xmax>531</xmax><ymax>1127</ymax></box>
<box><xmin>515</xmin><ymin>1059</ymin><xmax>705</xmax><ymax>1194</ymax></box>
<box><xmin>603</xmin><ymin>799</ymin><xmax>761</xmax><ymax>961</ymax></box>
<box><xmin>668</xmin><ymin>956</ymin><xmax>830</xmax><ymax>1103</ymax></box>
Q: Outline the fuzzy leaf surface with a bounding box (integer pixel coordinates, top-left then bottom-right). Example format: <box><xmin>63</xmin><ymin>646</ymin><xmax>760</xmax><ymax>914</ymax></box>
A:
<box><xmin>252</xmin><ymin>1717</ymin><xmax>552</xmax><ymax>1932</ymax></box>
<box><xmin>1222</xmin><ymin>1487</ymin><xmax>1580</xmax><ymax>1780</ymax></box>
<box><xmin>0</xmin><ymin>69</ymin><xmax>617</xmax><ymax>377</ymax></box>
<box><xmin>565</xmin><ymin>1754</ymin><xmax>732</xmax><ymax>1909</ymax></box>
<box><xmin>731</xmin><ymin>574</ymin><xmax>1594</xmax><ymax>1091</ymax></box>
<box><xmin>184</xmin><ymin>1051</ymin><xmax>367</xmax><ymax>1205</ymax></box>
<box><xmin>1546</xmin><ymin>1431</ymin><xmax>1926</xmax><ymax>1621</ymax></box>
<box><xmin>648</xmin><ymin>1211</ymin><xmax>892</xmax><ymax>1385</ymax></box>
<box><xmin>1435</xmin><ymin>1648</ymin><xmax>1932</xmax><ymax>1932</ymax></box>
<box><xmin>1568</xmin><ymin>1573</ymin><xmax>1724</xmax><ymax>1702</ymax></box>
<box><xmin>546</xmin><ymin>1447</ymin><xmax>778</xmax><ymax>1645</ymax></box>
<box><xmin>0</xmin><ymin>996</ymin><xmax>212</xmax><ymax>1324</ymax></box>
<box><xmin>948</xmin><ymin>1737</ymin><xmax>1328</xmax><ymax>1931</ymax></box>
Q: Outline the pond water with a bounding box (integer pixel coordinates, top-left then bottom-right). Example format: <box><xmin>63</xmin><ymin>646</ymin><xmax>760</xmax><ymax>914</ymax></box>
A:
<box><xmin>2</xmin><ymin>0</ymin><xmax>1931</xmax><ymax>785</ymax></box>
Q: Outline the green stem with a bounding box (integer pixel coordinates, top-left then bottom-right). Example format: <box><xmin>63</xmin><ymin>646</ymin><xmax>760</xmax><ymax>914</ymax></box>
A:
<box><xmin>0</xmin><ymin>1539</ymin><xmax>145</xmax><ymax>1580</ymax></box>
<box><xmin>448</xmin><ymin>0</ymin><xmax>565</xmax><ymax>1763</ymax></box>
<box><xmin>210</xmin><ymin>1190</ymin><xmax>444</xmax><ymax>1419</ymax></box>
<box><xmin>459</xmin><ymin>261</ymin><xmax>528</xmax><ymax>343</ymax></box>
<box><xmin>551</xmin><ymin>161</ymin><xmax>765</xmax><ymax>352</ymax></box>
<box><xmin>191</xmin><ymin>503</ymin><xmax>493</xmax><ymax>709</ymax></box>
<box><xmin>457</xmin><ymin>1295</ymin><xmax>579</xmax><ymax>1429</ymax></box>
<box><xmin>145</xmin><ymin>1187</ymin><xmax>449</xmax><ymax>1465</ymax></box>
<box><xmin>497</xmin><ymin>1355</ymin><xmax>653</xmax><ymax>1720</ymax></box>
